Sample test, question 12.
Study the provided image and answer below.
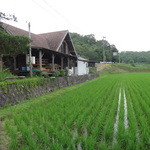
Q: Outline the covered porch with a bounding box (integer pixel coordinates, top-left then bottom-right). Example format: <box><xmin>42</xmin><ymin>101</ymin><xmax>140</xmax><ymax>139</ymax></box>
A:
<box><xmin>10</xmin><ymin>48</ymin><xmax>77</xmax><ymax>76</ymax></box>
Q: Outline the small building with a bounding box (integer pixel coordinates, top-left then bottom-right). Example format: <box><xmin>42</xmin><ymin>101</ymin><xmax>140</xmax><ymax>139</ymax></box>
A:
<box><xmin>88</xmin><ymin>60</ymin><xmax>97</xmax><ymax>68</ymax></box>
<box><xmin>1</xmin><ymin>23</ymin><xmax>93</xmax><ymax>76</ymax></box>
<box><xmin>2</xmin><ymin>23</ymin><xmax>78</xmax><ymax>76</ymax></box>
<box><xmin>75</xmin><ymin>57</ymin><xmax>89</xmax><ymax>75</ymax></box>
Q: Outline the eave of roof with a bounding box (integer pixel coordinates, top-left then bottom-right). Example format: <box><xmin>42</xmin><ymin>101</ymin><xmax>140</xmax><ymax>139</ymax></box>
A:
<box><xmin>1</xmin><ymin>22</ymin><xmax>77</xmax><ymax>58</ymax></box>
<box><xmin>38</xmin><ymin>30</ymin><xmax>69</xmax><ymax>51</ymax></box>
<box><xmin>2</xmin><ymin>23</ymin><xmax>50</xmax><ymax>49</ymax></box>
<box><xmin>78</xmin><ymin>56</ymin><xmax>88</xmax><ymax>62</ymax></box>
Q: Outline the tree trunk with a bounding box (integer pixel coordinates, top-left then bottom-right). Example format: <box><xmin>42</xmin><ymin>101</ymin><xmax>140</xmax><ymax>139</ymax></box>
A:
<box><xmin>39</xmin><ymin>50</ymin><xmax>42</xmax><ymax>70</ymax></box>
<box><xmin>0</xmin><ymin>54</ymin><xmax>3</xmax><ymax>72</ymax></box>
<box><xmin>61</xmin><ymin>56</ymin><xmax>64</xmax><ymax>69</ymax></box>
<box><xmin>52</xmin><ymin>53</ymin><xmax>55</xmax><ymax>71</ymax></box>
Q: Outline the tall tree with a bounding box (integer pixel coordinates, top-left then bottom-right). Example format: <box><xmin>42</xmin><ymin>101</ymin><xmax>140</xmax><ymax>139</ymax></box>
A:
<box><xmin>0</xmin><ymin>12</ymin><xmax>30</xmax><ymax>72</ymax></box>
<box><xmin>0</xmin><ymin>30</ymin><xmax>30</xmax><ymax>72</ymax></box>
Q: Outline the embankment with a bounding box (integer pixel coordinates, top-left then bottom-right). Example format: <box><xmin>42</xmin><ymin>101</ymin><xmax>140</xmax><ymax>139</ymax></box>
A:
<box><xmin>0</xmin><ymin>74</ymin><xmax>98</xmax><ymax>107</ymax></box>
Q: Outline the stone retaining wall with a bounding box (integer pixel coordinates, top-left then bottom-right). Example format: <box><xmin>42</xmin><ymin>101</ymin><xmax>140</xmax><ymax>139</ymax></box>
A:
<box><xmin>0</xmin><ymin>74</ymin><xmax>99</xmax><ymax>107</ymax></box>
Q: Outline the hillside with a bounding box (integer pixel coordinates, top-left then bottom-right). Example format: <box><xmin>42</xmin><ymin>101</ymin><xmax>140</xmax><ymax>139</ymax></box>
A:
<box><xmin>97</xmin><ymin>63</ymin><xmax>150</xmax><ymax>74</ymax></box>
<box><xmin>120</xmin><ymin>51</ymin><xmax>150</xmax><ymax>64</ymax></box>
<box><xmin>70</xmin><ymin>33</ymin><xmax>119</xmax><ymax>62</ymax></box>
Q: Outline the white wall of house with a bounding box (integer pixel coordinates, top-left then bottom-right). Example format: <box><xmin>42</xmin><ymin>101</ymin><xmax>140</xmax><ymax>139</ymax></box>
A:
<box><xmin>67</xmin><ymin>60</ymin><xmax>89</xmax><ymax>76</ymax></box>
<box><xmin>68</xmin><ymin>67</ymin><xmax>74</xmax><ymax>76</ymax></box>
<box><xmin>76</xmin><ymin>60</ymin><xmax>89</xmax><ymax>75</ymax></box>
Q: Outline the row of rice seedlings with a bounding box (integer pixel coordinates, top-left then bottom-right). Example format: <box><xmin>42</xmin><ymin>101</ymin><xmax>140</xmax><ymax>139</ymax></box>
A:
<box><xmin>99</xmin><ymin>82</ymin><xmax>121</xmax><ymax>149</ymax></box>
<box><xmin>126</xmin><ymin>78</ymin><xmax>150</xmax><ymax>149</ymax></box>
<box><xmin>124</xmin><ymin>87</ymin><xmax>141</xmax><ymax>150</ymax></box>
<box><xmin>80</xmin><ymin>77</ymin><xmax>121</xmax><ymax>149</ymax></box>
<box><xmin>80</xmin><ymin>86</ymin><xmax>118</xmax><ymax>149</ymax></box>
<box><xmin>6</xmin><ymin>76</ymin><xmax>107</xmax><ymax>149</ymax></box>
<box><xmin>12</xmin><ymin>114</ymin><xmax>38</xmax><ymax>150</ymax></box>
<box><xmin>4</xmin><ymin>73</ymin><xmax>150</xmax><ymax>149</ymax></box>
<box><xmin>127</xmin><ymin>74</ymin><xmax>150</xmax><ymax>108</ymax></box>
<box><xmin>75</xmin><ymin>78</ymin><xmax>116</xmax><ymax>128</ymax></box>
<box><xmin>68</xmin><ymin>77</ymin><xmax>118</xmax><ymax>149</ymax></box>
<box><xmin>127</xmin><ymin>77</ymin><xmax>150</xmax><ymax>123</ymax></box>
<box><xmin>129</xmin><ymin>78</ymin><xmax>150</xmax><ymax>123</ymax></box>
<box><xmin>4</xmin><ymin>119</ymin><xmax>18</xmax><ymax>150</ymax></box>
<box><xmin>63</xmin><ymin>75</ymin><xmax>120</xmax><ymax>148</ymax></box>
<box><xmin>129</xmin><ymin>77</ymin><xmax>150</xmax><ymax>124</ymax></box>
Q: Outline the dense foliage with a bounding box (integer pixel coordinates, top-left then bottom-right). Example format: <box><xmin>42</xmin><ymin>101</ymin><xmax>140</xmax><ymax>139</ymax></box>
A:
<box><xmin>0</xmin><ymin>29</ymin><xmax>30</xmax><ymax>56</ymax></box>
<box><xmin>0</xmin><ymin>22</ymin><xmax>30</xmax><ymax>72</ymax></box>
<box><xmin>70</xmin><ymin>33</ymin><xmax>119</xmax><ymax>62</ymax></box>
<box><xmin>120</xmin><ymin>51</ymin><xmax>150</xmax><ymax>64</ymax></box>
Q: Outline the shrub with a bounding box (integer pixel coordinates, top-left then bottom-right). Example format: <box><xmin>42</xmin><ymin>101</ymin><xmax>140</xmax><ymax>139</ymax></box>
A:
<box><xmin>59</xmin><ymin>69</ymin><xmax>66</xmax><ymax>77</ymax></box>
<box><xmin>33</xmin><ymin>71</ymin><xmax>42</xmax><ymax>77</ymax></box>
<box><xmin>89</xmin><ymin>67</ymin><xmax>97</xmax><ymax>74</ymax></box>
<box><xmin>51</xmin><ymin>70</ymin><xmax>60</xmax><ymax>77</ymax></box>
<box><xmin>0</xmin><ymin>69</ymin><xmax>15</xmax><ymax>82</ymax></box>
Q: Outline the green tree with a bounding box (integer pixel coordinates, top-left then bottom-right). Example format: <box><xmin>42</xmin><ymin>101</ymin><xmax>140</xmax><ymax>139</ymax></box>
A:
<box><xmin>0</xmin><ymin>28</ymin><xmax>30</xmax><ymax>72</ymax></box>
<box><xmin>70</xmin><ymin>33</ymin><xmax>119</xmax><ymax>62</ymax></box>
<box><xmin>0</xmin><ymin>12</ymin><xmax>30</xmax><ymax>72</ymax></box>
<box><xmin>120</xmin><ymin>51</ymin><xmax>150</xmax><ymax>64</ymax></box>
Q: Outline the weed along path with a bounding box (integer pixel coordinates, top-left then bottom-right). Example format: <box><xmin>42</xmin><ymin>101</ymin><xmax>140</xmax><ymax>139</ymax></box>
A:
<box><xmin>0</xmin><ymin>73</ymin><xmax>150</xmax><ymax>149</ymax></box>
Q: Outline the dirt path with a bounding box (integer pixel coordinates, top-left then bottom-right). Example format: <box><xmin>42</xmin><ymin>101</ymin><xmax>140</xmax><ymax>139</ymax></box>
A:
<box><xmin>0</xmin><ymin>120</ymin><xmax>9</xmax><ymax>150</ymax></box>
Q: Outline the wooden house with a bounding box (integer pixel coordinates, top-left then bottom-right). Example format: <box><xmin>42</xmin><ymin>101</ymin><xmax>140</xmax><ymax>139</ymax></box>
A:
<box><xmin>1</xmin><ymin>23</ymin><xmax>78</xmax><ymax>76</ymax></box>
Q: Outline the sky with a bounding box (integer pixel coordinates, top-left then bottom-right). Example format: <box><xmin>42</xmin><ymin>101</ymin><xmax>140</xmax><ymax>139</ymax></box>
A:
<box><xmin>1</xmin><ymin>0</ymin><xmax>150</xmax><ymax>52</ymax></box>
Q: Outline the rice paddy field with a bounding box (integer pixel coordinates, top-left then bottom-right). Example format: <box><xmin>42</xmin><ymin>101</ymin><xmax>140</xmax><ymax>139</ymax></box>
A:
<box><xmin>0</xmin><ymin>73</ymin><xmax>150</xmax><ymax>150</ymax></box>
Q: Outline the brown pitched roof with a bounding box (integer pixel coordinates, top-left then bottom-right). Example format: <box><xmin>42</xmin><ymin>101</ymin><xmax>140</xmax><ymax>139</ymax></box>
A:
<box><xmin>2</xmin><ymin>23</ymin><xmax>50</xmax><ymax>49</ymax></box>
<box><xmin>2</xmin><ymin>22</ymin><xmax>77</xmax><ymax>57</ymax></box>
<box><xmin>38</xmin><ymin>30</ymin><xmax>68</xmax><ymax>51</ymax></box>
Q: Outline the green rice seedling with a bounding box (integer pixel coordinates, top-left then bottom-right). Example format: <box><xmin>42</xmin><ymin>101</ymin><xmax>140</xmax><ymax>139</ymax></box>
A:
<box><xmin>4</xmin><ymin>119</ymin><xmax>18</xmax><ymax>150</ymax></box>
<box><xmin>1</xmin><ymin>73</ymin><xmax>150</xmax><ymax>149</ymax></box>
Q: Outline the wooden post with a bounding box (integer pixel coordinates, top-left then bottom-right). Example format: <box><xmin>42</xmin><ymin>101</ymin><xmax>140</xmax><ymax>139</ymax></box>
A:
<box><xmin>67</xmin><ymin>57</ymin><xmax>69</xmax><ymax>69</ymax></box>
<box><xmin>61</xmin><ymin>56</ymin><xmax>64</xmax><ymax>69</ymax></box>
<box><xmin>39</xmin><ymin>50</ymin><xmax>42</xmax><ymax>70</ymax></box>
<box><xmin>28</xmin><ymin>22</ymin><xmax>33</xmax><ymax>77</ymax></box>
<box><xmin>73</xmin><ymin>59</ymin><xmax>75</xmax><ymax>75</ymax></box>
<box><xmin>52</xmin><ymin>53</ymin><xmax>55</xmax><ymax>71</ymax></box>
<box><xmin>0</xmin><ymin>54</ymin><xmax>3</xmax><ymax>72</ymax></box>
<box><xmin>67</xmin><ymin>57</ymin><xmax>70</xmax><ymax>76</ymax></box>
<box><xmin>13</xmin><ymin>56</ymin><xmax>17</xmax><ymax>70</ymax></box>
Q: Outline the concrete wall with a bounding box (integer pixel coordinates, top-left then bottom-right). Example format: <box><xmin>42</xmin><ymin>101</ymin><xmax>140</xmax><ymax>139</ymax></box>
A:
<box><xmin>0</xmin><ymin>74</ymin><xmax>99</xmax><ymax>107</ymax></box>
